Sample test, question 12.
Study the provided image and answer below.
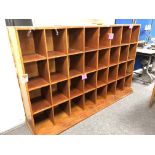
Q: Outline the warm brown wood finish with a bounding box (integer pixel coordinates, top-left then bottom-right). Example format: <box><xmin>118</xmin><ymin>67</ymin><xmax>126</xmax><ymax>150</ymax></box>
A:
<box><xmin>8</xmin><ymin>24</ymin><xmax>140</xmax><ymax>135</ymax></box>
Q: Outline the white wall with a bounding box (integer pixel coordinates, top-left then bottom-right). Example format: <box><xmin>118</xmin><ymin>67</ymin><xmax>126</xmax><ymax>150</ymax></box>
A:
<box><xmin>0</xmin><ymin>18</ymin><xmax>115</xmax><ymax>133</ymax></box>
<box><xmin>0</xmin><ymin>19</ymin><xmax>25</xmax><ymax>133</ymax></box>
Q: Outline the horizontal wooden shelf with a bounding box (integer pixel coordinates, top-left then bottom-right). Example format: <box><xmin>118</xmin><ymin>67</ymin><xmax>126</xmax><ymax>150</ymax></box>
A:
<box><xmin>28</xmin><ymin>77</ymin><xmax>49</xmax><ymax>91</ymax></box>
<box><xmin>52</xmin><ymin>92</ymin><xmax>69</xmax><ymax>106</ymax></box>
<box><xmin>85</xmin><ymin>83</ymin><xmax>95</xmax><ymax>93</ymax></box>
<box><xmin>70</xmin><ymin>88</ymin><xmax>83</xmax><ymax>99</ymax></box>
<box><xmin>32</xmin><ymin>98</ymin><xmax>51</xmax><ymax>115</ymax></box>
<box><xmin>68</xmin><ymin>49</ymin><xmax>83</xmax><ymax>55</ymax></box>
<box><xmin>69</xmin><ymin>69</ymin><xmax>82</xmax><ymax>78</ymax></box>
<box><xmin>50</xmin><ymin>73</ymin><xmax>68</xmax><ymax>84</ymax></box>
<box><xmin>48</xmin><ymin>51</ymin><xmax>66</xmax><ymax>58</ymax></box>
<box><xmin>23</xmin><ymin>53</ymin><xmax>46</xmax><ymax>63</ymax></box>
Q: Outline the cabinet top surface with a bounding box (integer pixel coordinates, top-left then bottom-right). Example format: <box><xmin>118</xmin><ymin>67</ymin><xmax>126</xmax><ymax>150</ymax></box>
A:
<box><xmin>7</xmin><ymin>24</ymin><xmax>140</xmax><ymax>30</ymax></box>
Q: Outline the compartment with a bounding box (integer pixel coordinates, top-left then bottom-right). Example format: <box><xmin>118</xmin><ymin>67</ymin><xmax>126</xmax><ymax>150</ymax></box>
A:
<box><xmin>108</xmin><ymin>65</ymin><xmax>118</xmax><ymax>82</ymax></box>
<box><xmin>97</xmin><ymin>85</ymin><xmax>107</xmax><ymax>101</ymax></box>
<box><xmin>69</xmin><ymin>53</ymin><xmax>84</xmax><ymax>78</ymax></box>
<box><xmin>52</xmin><ymin>80</ymin><xmax>69</xmax><ymax>106</ymax></box>
<box><xmin>99</xmin><ymin>27</ymin><xmax>112</xmax><ymax>48</ymax></box>
<box><xmin>30</xmin><ymin>86</ymin><xmax>52</xmax><ymax>115</ymax></box>
<box><xmin>120</xmin><ymin>45</ymin><xmax>129</xmax><ymax>62</ymax></box>
<box><xmin>49</xmin><ymin>56</ymin><xmax>68</xmax><ymax>84</ymax></box>
<box><xmin>110</xmin><ymin>47</ymin><xmax>120</xmax><ymax>65</ymax></box>
<box><xmin>125</xmin><ymin>75</ymin><xmax>132</xmax><ymax>87</ymax></box>
<box><xmin>70</xmin><ymin>76</ymin><xmax>83</xmax><ymax>99</ymax></box>
<box><xmin>116</xmin><ymin>78</ymin><xmax>125</xmax><ymax>91</ymax></box>
<box><xmin>34</xmin><ymin>109</ymin><xmax>54</xmax><ymax>133</ymax></box>
<box><xmin>24</xmin><ymin>60</ymin><xmax>49</xmax><ymax>91</ymax></box>
<box><xmin>67</xmin><ymin>28</ymin><xmax>84</xmax><ymax>54</ymax></box>
<box><xmin>121</xmin><ymin>26</ymin><xmax>132</xmax><ymax>44</ymax></box>
<box><xmin>18</xmin><ymin>30</ymin><xmax>47</xmax><ymax>63</ymax></box>
<box><xmin>85</xmin><ymin>51</ymin><xmax>97</xmax><ymax>73</ymax></box>
<box><xmin>85</xmin><ymin>28</ymin><xmax>99</xmax><ymax>51</ymax></box>
<box><xmin>128</xmin><ymin>43</ymin><xmax>137</xmax><ymax>60</ymax></box>
<box><xmin>118</xmin><ymin>63</ymin><xmax>127</xmax><ymax>79</ymax></box>
<box><xmin>126</xmin><ymin>60</ymin><xmax>134</xmax><ymax>75</ymax></box>
<box><xmin>85</xmin><ymin>72</ymin><xmax>97</xmax><ymax>93</ymax></box>
<box><xmin>98</xmin><ymin>49</ymin><xmax>110</xmax><ymax>69</ymax></box>
<box><xmin>71</xmin><ymin>95</ymin><xmax>84</xmax><ymax>115</ymax></box>
<box><xmin>45</xmin><ymin>29</ymin><xmax>67</xmax><ymax>58</ymax></box>
<box><xmin>111</xmin><ymin>26</ymin><xmax>123</xmax><ymax>46</ymax></box>
<box><xmin>107</xmin><ymin>81</ymin><xmax>116</xmax><ymax>95</ymax></box>
<box><xmin>85</xmin><ymin>90</ymin><xmax>96</xmax><ymax>107</ymax></box>
<box><xmin>53</xmin><ymin>101</ymin><xmax>70</xmax><ymax>124</ymax></box>
<box><xmin>97</xmin><ymin>68</ymin><xmax>108</xmax><ymax>87</ymax></box>
<box><xmin>130</xmin><ymin>26</ymin><xmax>140</xmax><ymax>43</ymax></box>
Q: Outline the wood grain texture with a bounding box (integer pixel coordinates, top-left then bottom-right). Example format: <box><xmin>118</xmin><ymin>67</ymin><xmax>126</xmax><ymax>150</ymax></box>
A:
<box><xmin>8</xmin><ymin>25</ymin><xmax>140</xmax><ymax>135</ymax></box>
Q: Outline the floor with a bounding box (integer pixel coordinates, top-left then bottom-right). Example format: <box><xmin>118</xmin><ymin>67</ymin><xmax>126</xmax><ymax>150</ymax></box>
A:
<box><xmin>3</xmin><ymin>80</ymin><xmax>155</xmax><ymax>135</ymax></box>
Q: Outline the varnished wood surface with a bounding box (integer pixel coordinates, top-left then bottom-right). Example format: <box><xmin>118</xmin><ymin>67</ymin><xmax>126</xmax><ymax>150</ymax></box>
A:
<box><xmin>8</xmin><ymin>25</ymin><xmax>140</xmax><ymax>135</ymax></box>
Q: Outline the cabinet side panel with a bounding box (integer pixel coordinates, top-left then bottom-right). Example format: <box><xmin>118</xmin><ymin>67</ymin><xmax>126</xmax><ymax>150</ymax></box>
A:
<box><xmin>7</xmin><ymin>27</ymin><xmax>35</xmax><ymax>133</ymax></box>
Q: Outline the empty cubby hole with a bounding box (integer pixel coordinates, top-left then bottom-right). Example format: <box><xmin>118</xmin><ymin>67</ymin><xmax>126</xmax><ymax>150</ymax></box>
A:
<box><xmin>111</xmin><ymin>26</ymin><xmax>123</xmax><ymax>46</ymax></box>
<box><xmin>85</xmin><ymin>90</ymin><xmax>96</xmax><ymax>107</ymax></box>
<box><xmin>30</xmin><ymin>86</ymin><xmax>52</xmax><ymax>115</ymax></box>
<box><xmin>85</xmin><ymin>51</ymin><xmax>97</xmax><ymax>73</ymax></box>
<box><xmin>85</xmin><ymin>28</ymin><xmax>99</xmax><ymax>51</ymax></box>
<box><xmin>71</xmin><ymin>95</ymin><xmax>84</xmax><ymax>115</ymax></box>
<box><xmin>70</xmin><ymin>76</ymin><xmax>84</xmax><ymax>99</ymax></box>
<box><xmin>120</xmin><ymin>45</ymin><xmax>129</xmax><ymax>62</ymax></box>
<box><xmin>34</xmin><ymin>109</ymin><xmax>54</xmax><ymax>132</ymax></box>
<box><xmin>121</xmin><ymin>26</ymin><xmax>132</xmax><ymax>44</ymax></box>
<box><xmin>130</xmin><ymin>26</ymin><xmax>140</xmax><ymax>43</ymax></box>
<box><xmin>108</xmin><ymin>65</ymin><xmax>118</xmax><ymax>82</ymax></box>
<box><xmin>45</xmin><ymin>29</ymin><xmax>67</xmax><ymax>58</ymax></box>
<box><xmin>69</xmin><ymin>54</ymin><xmax>84</xmax><ymax>78</ymax></box>
<box><xmin>85</xmin><ymin>71</ymin><xmax>97</xmax><ymax>93</ymax></box>
<box><xmin>24</xmin><ymin>60</ymin><xmax>49</xmax><ymax>91</ymax></box>
<box><xmin>116</xmin><ymin>78</ymin><xmax>125</xmax><ymax>91</ymax></box>
<box><xmin>125</xmin><ymin>75</ymin><xmax>132</xmax><ymax>87</ymax></box>
<box><xmin>53</xmin><ymin>101</ymin><xmax>70</xmax><ymax>124</ymax></box>
<box><xmin>99</xmin><ymin>27</ymin><xmax>112</xmax><ymax>48</ymax></box>
<box><xmin>110</xmin><ymin>47</ymin><xmax>120</xmax><ymax>65</ymax></box>
<box><xmin>118</xmin><ymin>63</ymin><xmax>127</xmax><ymax>79</ymax></box>
<box><xmin>107</xmin><ymin>81</ymin><xmax>116</xmax><ymax>95</ymax></box>
<box><xmin>49</xmin><ymin>56</ymin><xmax>68</xmax><ymax>84</ymax></box>
<box><xmin>128</xmin><ymin>43</ymin><xmax>137</xmax><ymax>60</ymax></box>
<box><xmin>97</xmin><ymin>85</ymin><xmax>107</xmax><ymax>101</ymax></box>
<box><xmin>18</xmin><ymin>30</ymin><xmax>47</xmax><ymax>63</ymax></box>
<box><xmin>52</xmin><ymin>80</ymin><xmax>69</xmax><ymax>106</ymax></box>
<box><xmin>98</xmin><ymin>49</ymin><xmax>110</xmax><ymax>69</ymax></box>
<box><xmin>126</xmin><ymin>60</ymin><xmax>134</xmax><ymax>75</ymax></box>
<box><xmin>97</xmin><ymin>68</ymin><xmax>108</xmax><ymax>87</ymax></box>
<box><xmin>68</xmin><ymin>28</ymin><xmax>84</xmax><ymax>54</ymax></box>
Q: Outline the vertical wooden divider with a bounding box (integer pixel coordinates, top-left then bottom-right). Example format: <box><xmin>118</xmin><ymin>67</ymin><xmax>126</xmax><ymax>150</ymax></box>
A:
<box><xmin>43</xmin><ymin>29</ymin><xmax>55</xmax><ymax>124</ymax></box>
<box><xmin>66</xmin><ymin>28</ymin><xmax>71</xmax><ymax>116</ymax></box>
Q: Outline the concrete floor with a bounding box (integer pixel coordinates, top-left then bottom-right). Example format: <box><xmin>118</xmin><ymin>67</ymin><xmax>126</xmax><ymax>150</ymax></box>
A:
<box><xmin>3</xmin><ymin>80</ymin><xmax>155</xmax><ymax>135</ymax></box>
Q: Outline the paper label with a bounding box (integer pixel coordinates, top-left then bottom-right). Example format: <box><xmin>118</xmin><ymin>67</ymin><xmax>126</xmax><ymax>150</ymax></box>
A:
<box><xmin>21</xmin><ymin>74</ymin><xmax>28</xmax><ymax>83</ymax></box>
<box><xmin>129</xmin><ymin>24</ymin><xmax>133</xmax><ymax>29</ymax></box>
<box><xmin>82</xmin><ymin>74</ymin><xmax>87</xmax><ymax>80</ymax></box>
<box><xmin>108</xmin><ymin>33</ymin><xmax>114</xmax><ymax>40</ymax></box>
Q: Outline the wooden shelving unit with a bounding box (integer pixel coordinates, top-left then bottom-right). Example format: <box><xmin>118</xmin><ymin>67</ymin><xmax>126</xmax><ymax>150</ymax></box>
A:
<box><xmin>8</xmin><ymin>24</ymin><xmax>140</xmax><ymax>135</ymax></box>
